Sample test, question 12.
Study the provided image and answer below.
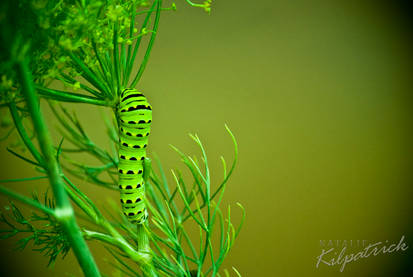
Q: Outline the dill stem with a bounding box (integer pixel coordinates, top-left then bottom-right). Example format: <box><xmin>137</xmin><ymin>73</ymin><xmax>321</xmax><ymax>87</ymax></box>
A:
<box><xmin>137</xmin><ymin>224</ymin><xmax>158</xmax><ymax>277</ymax></box>
<box><xmin>16</xmin><ymin>57</ymin><xmax>101</xmax><ymax>277</ymax></box>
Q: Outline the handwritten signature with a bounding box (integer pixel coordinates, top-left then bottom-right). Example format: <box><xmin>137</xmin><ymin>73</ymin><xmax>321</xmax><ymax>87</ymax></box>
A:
<box><xmin>316</xmin><ymin>235</ymin><xmax>408</xmax><ymax>272</ymax></box>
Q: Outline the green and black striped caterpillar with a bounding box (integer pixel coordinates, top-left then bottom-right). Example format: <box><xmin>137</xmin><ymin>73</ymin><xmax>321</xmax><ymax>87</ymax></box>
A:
<box><xmin>117</xmin><ymin>88</ymin><xmax>152</xmax><ymax>224</ymax></box>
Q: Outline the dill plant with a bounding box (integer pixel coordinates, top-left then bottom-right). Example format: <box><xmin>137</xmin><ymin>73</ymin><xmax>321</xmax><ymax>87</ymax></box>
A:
<box><xmin>0</xmin><ymin>0</ymin><xmax>243</xmax><ymax>276</ymax></box>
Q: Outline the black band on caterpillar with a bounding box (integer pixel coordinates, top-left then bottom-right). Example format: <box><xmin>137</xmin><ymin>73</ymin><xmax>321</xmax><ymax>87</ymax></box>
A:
<box><xmin>117</xmin><ymin>89</ymin><xmax>152</xmax><ymax>224</ymax></box>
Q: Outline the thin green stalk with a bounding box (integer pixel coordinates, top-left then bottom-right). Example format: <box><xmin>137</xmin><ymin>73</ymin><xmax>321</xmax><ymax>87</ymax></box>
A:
<box><xmin>120</xmin><ymin>40</ymin><xmax>127</xmax><ymax>87</ymax></box>
<box><xmin>77</xmin><ymin>48</ymin><xmax>109</xmax><ymax>93</ymax></box>
<box><xmin>130</xmin><ymin>0</ymin><xmax>162</xmax><ymax>88</ymax></box>
<box><xmin>8</xmin><ymin>102</ymin><xmax>44</xmax><ymax>165</ymax></box>
<box><xmin>57</xmin><ymin>72</ymin><xmax>103</xmax><ymax>98</ymax></box>
<box><xmin>68</xmin><ymin>52</ymin><xmax>111</xmax><ymax>97</ymax></box>
<box><xmin>83</xmin><ymin>229</ymin><xmax>120</xmax><ymax>245</ymax></box>
<box><xmin>123</xmin><ymin>1</ymin><xmax>136</xmax><ymax>87</ymax></box>
<box><xmin>134</xmin><ymin>5</ymin><xmax>176</xmax><ymax>16</ymax></box>
<box><xmin>91</xmin><ymin>40</ymin><xmax>114</xmax><ymax>94</ymax></box>
<box><xmin>113</xmin><ymin>22</ymin><xmax>121</xmax><ymax>94</ymax></box>
<box><xmin>62</xmin><ymin>176</ymin><xmax>100</xmax><ymax>222</ymax></box>
<box><xmin>16</xmin><ymin>57</ymin><xmax>101</xmax><ymax>277</ymax></box>
<box><xmin>0</xmin><ymin>176</ymin><xmax>48</xmax><ymax>183</ymax></box>
<box><xmin>105</xmin><ymin>51</ymin><xmax>117</xmax><ymax>95</ymax></box>
<box><xmin>124</xmin><ymin>0</ymin><xmax>157</xmax><ymax>87</ymax></box>
<box><xmin>6</xmin><ymin>147</ymin><xmax>39</xmax><ymax>166</ymax></box>
<box><xmin>0</xmin><ymin>185</ymin><xmax>54</xmax><ymax>215</ymax></box>
<box><xmin>36</xmin><ymin>86</ymin><xmax>109</xmax><ymax>106</ymax></box>
<box><xmin>182</xmin><ymin>125</ymin><xmax>238</xmax><ymax>223</ymax></box>
<box><xmin>137</xmin><ymin>224</ymin><xmax>158</xmax><ymax>277</ymax></box>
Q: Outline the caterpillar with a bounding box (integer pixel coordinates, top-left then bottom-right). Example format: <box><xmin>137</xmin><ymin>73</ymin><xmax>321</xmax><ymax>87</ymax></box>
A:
<box><xmin>117</xmin><ymin>88</ymin><xmax>152</xmax><ymax>224</ymax></box>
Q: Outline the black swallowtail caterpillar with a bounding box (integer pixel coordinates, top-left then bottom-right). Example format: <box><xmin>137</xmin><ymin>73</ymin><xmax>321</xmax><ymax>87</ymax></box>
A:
<box><xmin>117</xmin><ymin>88</ymin><xmax>152</xmax><ymax>224</ymax></box>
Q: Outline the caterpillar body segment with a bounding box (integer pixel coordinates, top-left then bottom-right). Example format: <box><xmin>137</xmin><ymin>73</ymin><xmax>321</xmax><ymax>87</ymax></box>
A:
<box><xmin>117</xmin><ymin>88</ymin><xmax>152</xmax><ymax>224</ymax></box>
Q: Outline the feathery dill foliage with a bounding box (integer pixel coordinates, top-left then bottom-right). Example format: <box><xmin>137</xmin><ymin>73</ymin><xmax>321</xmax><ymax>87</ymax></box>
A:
<box><xmin>1</xmin><ymin>0</ymin><xmax>164</xmax><ymax>105</ymax></box>
<box><xmin>0</xmin><ymin>193</ymin><xmax>71</xmax><ymax>266</ymax></box>
<box><xmin>0</xmin><ymin>0</ymin><xmax>244</xmax><ymax>276</ymax></box>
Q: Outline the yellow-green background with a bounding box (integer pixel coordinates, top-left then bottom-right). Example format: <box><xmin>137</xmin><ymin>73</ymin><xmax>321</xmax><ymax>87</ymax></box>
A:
<box><xmin>1</xmin><ymin>0</ymin><xmax>413</xmax><ymax>276</ymax></box>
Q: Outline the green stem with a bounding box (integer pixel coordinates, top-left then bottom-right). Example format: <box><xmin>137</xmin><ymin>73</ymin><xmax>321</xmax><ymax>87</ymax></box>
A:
<box><xmin>83</xmin><ymin>229</ymin><xmax>120</xmax><ymax>245</ymax></box>
<box><xmin>123</xmin><ymin>2</ymin><xmax>136</xmax><ymax>87</ymax></box>
<box><xmin>8</xmin><ymin>102</ymin><xmax>44</xmax><ymax>165</ymax></box>
<box><xmin>36</xmin><ymin>86</ymin><xmax>109</xmax><ymax>106</ymax></box>
<box><xmin>113</xmin><ymin>22</ymin><xmax>121</xmax><ymax>94</ymax></box>
<box><xmin>130</xmin><ymin>0</ymin><xmax>162</xmax><ymax>88</ymax></box>
<box><xmin>16</xmin><ymin>58</ymin><xmax>101</xmax><ymax>277</ymax></box>
<box><xmin>91</xmin><ymin>40</ymin><xmax>114</xmax><ymax>94</ymax></box>
<box><xmin>125</xmin><ymin>0</ymin><xmax>157</xmax><ymax>87</ymax></box>
<box><xmin>57</xmin><ymin>72</ymin><xmax>102</xmax><ymax>98</ymax></box>
<box><xmin>137</xmin><ymin>224</ymin><xmax>158</xmax><ymax>277</ymax></box>
<box><xmin>0</xmin><ymin>185</ymin><xmax>54</xmax><ymax>215</ymax></box>
<box><xmin>68</xmin><ymin>52</ymin><xmax>111</xmax><ymax>97</ymax></box>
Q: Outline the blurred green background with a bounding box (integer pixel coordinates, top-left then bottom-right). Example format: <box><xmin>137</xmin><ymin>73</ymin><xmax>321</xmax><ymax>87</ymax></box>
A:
<box><xmin>1</xmin><ymin>0</ymin><xmax>413</xmax><ymax>276</ymax></box>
